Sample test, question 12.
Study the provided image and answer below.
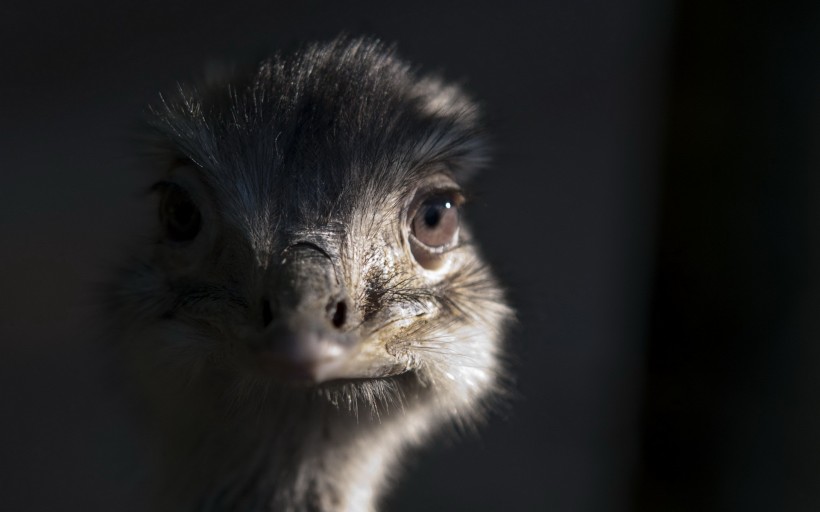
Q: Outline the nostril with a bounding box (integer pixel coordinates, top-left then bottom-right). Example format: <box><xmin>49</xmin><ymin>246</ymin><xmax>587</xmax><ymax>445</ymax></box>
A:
<box><xmin>331</xmin><ymin>300</ymin><xmax>347</xmax><ymax>329</ymax></box>
<box><xmin>261</xmin><ymin>298</ymin><xmax>274</xmax><ymax>328</ymax></box>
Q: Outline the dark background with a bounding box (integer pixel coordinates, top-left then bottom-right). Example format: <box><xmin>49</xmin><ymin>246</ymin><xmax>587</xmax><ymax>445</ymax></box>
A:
<box><xmin>1</xmin><ymin>1</ymin><xmax>819</xmax><ymax>510</ymax></box>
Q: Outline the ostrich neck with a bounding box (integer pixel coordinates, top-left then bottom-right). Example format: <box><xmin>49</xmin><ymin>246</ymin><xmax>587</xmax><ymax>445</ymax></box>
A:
<box><xmin>154</xmin><ymin>384</ymin><xmax>415</xmax><ymax>512</ymax></box>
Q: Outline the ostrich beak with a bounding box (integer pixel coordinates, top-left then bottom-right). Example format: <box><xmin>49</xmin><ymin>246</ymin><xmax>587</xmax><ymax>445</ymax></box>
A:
<box><xmin>256</xmin><ymin>313</ymin><xmax>357</xmax><ymax>383</ymax></box>
<box><xmin>253</xmin><ymin>242</ymin><xmax>360</xmax><ymax>383</ymax></box>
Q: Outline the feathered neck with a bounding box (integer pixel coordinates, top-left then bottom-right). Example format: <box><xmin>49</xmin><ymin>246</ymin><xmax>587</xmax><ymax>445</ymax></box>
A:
<box><xmin>142</xmin><ymin>368</ymin><xmax>436</xmax><ymax>512</ymax></box>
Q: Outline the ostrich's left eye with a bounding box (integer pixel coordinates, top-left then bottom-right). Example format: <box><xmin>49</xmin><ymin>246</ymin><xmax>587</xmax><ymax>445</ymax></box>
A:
<box><xmin>158</xmin><ymin>183</ymin><xmax>202</xmax><ymax>242</ymax></box>
<box><xmin>409</xmin><ymin>191</ymin><xmax>463</xmax><ymax>269</ymax></box>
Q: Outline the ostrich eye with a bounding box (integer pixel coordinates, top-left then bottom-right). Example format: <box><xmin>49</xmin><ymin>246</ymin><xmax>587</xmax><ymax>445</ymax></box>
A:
<box><xmin>412</xmin><ymin>196</ymin><xmax>460</xmax><ymax>247</ymax></box>
<box><xmin>409</xmin><ymin>191</ymin><xmax>462</xmax><ymax>269</ymax></box>
<box><xmin>158</xmin><ymin>183</ymin><xmax>202</xmax><ymax>242</ymax></box>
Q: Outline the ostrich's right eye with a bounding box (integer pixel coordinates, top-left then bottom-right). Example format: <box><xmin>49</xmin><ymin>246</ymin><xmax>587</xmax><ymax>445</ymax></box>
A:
<box><xmin>157</xmin><ymin>183</ymin><xmax>202</xmax><ymax>242</ymax></box>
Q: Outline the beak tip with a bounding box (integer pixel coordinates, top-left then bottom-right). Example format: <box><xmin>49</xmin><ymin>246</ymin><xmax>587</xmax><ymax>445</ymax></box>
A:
<box><xmin>253</xmin><ymin>343</ymin><xmax>349</xmax><ymax>384</ymax></box>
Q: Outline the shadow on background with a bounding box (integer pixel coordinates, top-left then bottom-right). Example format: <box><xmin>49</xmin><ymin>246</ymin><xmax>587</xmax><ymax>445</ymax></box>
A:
<box><xmin>0</xmin><ymin>1</ymin><xmax>817</xmax><ymax>511</ymax></box>
<box><xmin>638</xmin><ymin>1</ymin><xmax>820</xmax><ymax>511</ymax></box>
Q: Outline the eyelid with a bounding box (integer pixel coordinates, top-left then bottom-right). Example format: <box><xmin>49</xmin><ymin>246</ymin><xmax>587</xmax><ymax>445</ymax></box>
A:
<box><xmin>426</xmin><ymin>188</ymin><xmax>466</xmax><ymax>205</ymax></box>
<box><xmin>408</xmin><ymin>232</ymin><xmax>460</xmax><ymax>254</ymax></box>
<box><xmin>407</xmin><ymin>186</ymin><xmax>466</xmax><ymax>218</ymax></box>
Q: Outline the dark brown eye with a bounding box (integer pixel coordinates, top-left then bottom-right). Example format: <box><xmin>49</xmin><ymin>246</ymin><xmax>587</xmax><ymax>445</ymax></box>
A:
<box><xmin>158</xmin><ymin>183</ymin><xmax>201</xmax><ymax>242</ymax></box>
<box><xmin>409</xmin><ymin>192</ymin><xmax>462</xmax><ymax>269</ymax></box>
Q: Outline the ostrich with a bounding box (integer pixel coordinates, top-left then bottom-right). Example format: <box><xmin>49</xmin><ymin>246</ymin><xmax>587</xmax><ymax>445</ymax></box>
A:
<box><xmin>111</xmin><ymin>36</ymin><xmax>510</xmax><ymax>511</ymax></box>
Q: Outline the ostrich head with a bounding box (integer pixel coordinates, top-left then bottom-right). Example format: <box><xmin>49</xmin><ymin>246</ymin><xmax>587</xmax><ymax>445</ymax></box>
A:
<box><xmin>112</xmin><ymin>37</ymin><xmax>510</xmax><ymax>511</ymax></box>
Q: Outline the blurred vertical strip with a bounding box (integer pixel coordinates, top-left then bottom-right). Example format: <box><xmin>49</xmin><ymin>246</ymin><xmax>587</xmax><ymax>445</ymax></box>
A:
<box><xmin>636</xmin><ymin>1</ymin><xmax>820</xmax><ymax>510</ymax></box>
